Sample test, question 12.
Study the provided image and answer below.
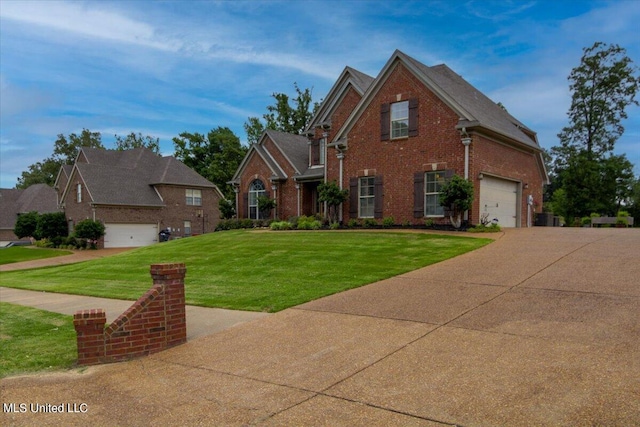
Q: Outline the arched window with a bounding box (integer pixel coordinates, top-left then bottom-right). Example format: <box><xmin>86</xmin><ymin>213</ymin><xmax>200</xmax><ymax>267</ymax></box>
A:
<box><xmin>248</xmin><ymin>179</ymin><xmax>266</xmax><ymax>219</ymax></box>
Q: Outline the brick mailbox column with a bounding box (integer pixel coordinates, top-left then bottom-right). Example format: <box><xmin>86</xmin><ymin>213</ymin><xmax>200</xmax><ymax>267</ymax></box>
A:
<box><xmin>150</xmin><ymin>263</ymin><xmax>187</xmax><ymax>348</ymax></box>
<box><xmin>73</xmin><ymin>309</ymin><xmax>106</xmax><ymax>365</ymax></box>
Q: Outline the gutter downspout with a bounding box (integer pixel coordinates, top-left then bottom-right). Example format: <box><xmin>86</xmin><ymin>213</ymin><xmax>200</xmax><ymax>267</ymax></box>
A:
<box><xmin>461</xmin><ymin>129</ymin><xmax>472</xmax><ymax>222</ymax></box>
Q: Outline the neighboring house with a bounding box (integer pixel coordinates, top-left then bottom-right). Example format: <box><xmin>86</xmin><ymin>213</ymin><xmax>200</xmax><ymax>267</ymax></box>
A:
<box><xmin>0</xmin><ymin>184</ymin><xmax>59</xmax><ymax>242</ymax></box>
<box><xmin>232</xmin><ymin>50</ymin><xmax>548</xmax><ymax>227</ymax></box>
<box><xmin>56</xmin><ymin>147</ymin><xmax>224</xmax><ymax>248</ymax></box>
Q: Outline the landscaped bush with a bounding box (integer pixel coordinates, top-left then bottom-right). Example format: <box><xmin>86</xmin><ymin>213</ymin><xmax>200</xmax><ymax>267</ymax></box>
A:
<box><xmin>347</xmin><ymin>219</ymin><xmax>360</xmax><ymax>228</ymax></box>
<box><xmin>74</xmin><ymin>219</ymin><xmax>106</xmax><ymax>249</ymax></box>
<box><xmin>382</xmin><ymin>216</ymin><xmax>395</xmax><ymax>228</ymax></box>
<box><xmin>13</xmin><ymin>211</ymin><xmax>40</xmax><ymax>239</ymax></box>
<box><xmin>362</xmin><ymin>218</ymin><xmax>378</xmax><ymax>228</ymax></box>
<box><xmin>468</xmin><ymin>223</ymin><xmax>502</xmax><ymax>233</ymax></box>
<box><xmin>424</xmin><ymin>219</ymin><xmax>435</xmax><ymax>228</ymax></box>
<box><xmin>296</xmin><ymin>215</ymin><xmax>321</xmax><ymax>230</ymax></box>
<box><xmin>581</xmin><ymin>216</ymin><xmax>592</xmax><ymax>226</ymax></box>
<box><xmin>36</xmin><ymin>212</ymin><xmax>68</xmax><ymax>241</ymax></box>
<box><xmin>270</xmin><ymin>221</ymin><xmax>292</xmax><ymax>231</ymax></box>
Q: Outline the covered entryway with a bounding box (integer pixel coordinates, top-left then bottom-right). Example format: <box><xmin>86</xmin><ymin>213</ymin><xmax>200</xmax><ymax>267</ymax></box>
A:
<box><xmin>479</xmin><ymin>176</ymin><xmax>519</xmax><ymax>227</ymax></box>
<box><xmin>104</xmin><ymin>223</ymin><xmax>158</xmax><ymax>248</ymax></box>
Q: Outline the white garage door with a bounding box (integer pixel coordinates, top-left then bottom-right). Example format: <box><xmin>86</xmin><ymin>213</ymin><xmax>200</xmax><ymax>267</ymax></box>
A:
<box><xmin>480</xmin><ymin>176</ymin><xmax>518</xmax><ymax>228</ymax></box>
<box><xmin>104</xmin><ymin>223</ymin><xmax>158</xmax><ymax>248</ymax></box>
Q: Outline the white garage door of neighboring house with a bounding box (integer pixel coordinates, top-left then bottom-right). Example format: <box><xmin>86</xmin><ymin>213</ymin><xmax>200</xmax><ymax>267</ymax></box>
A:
<box><xmin>104</xmin><ymin>223</ymin><xmax>158</xmax><ymax>248</ymax></box>
<box><xmin>479</xmin><ymin>176</ymin><xmax>518</xmax><ymax>228</ymax></box>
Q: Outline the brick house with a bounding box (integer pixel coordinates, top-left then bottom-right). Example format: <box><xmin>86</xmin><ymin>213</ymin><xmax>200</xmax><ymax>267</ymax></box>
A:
<box><xmin>0</xmin><ymin>184</ymin><xmax>59</xmax><ymax>242</ymax></box>
<box><xmin>232</xmin><ymin>50</ymin><xmax>548</xmax><ymax>227</ymax></box>
<box><xmin>57</xmin><ymin>147</ymin><xmax>224</xmax><ymax>248</ymax></box>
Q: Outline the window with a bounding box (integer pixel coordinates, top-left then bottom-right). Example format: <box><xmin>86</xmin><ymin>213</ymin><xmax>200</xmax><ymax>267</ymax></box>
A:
<box><xmin>186</xmin><ymin>189</ymin><xmax>202</xmax><ymax>206</ymax></box>
<box><xmin>76</xmin><ymin>184</ymin><xmax>82</xmax><ymax>203</ymax></box>
<box><xmin>391</xmin><ymin>101</ymin><xmax>409</xmax><ymax>138</ymax></box>
<box><xmin>248</xmin><ymin>179</ymin><xmax>266</xmax><ymax>219</ymax></box>
<box><xmin>425</xmin><ymin>171</ymin><xmax>445</xmax><ymax>216</ymax></box>
<box><xmin>359</xmin><ymin>177</ymin><xmax>375</xmax><ymax>218</ymax></box>
<box><xmin>184</xmin><ymin>220</ymin><xmax>191</xmax><ymax>236</ymax></box>
<box><xmin>319</xmin><ymin>138</ymin><xmax>325</xmax><ymax>165</ymax></box>
<box><xmin>382</xmin><ymin>99</ymin><xmax>418</xmax><ymax>141</ymax></box>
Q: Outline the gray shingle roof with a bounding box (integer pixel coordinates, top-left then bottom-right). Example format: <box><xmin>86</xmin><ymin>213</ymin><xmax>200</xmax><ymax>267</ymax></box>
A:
<box><xmin>406</xmin><ymin>58</ymin><xmax>539</xmax><ymax>149</ymax></box>
<box><xmin>264</xmin><ymin>129</ymin><xmax>309</xmax><ymax>176</ymax></box>
<box><xmin>71</xmin><ymin>147</ymin><xmax>217</xmax><ymax>206</ymax></box>
<box><xmin>0</xmin><ymin>184</ymin><xmax>58</xmax><ymax>229</ymax></box>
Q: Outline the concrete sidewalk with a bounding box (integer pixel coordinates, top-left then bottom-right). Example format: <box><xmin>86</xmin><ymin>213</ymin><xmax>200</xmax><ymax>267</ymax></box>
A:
<box><xmin>0</xmin><ymin>287</ymin><xmax>269</xmax><ymax>341</ymax></box>
<box><xmin>1</xmin><ymin>228</ymin><xmax>639</xmax><ymax>426</ymax></box>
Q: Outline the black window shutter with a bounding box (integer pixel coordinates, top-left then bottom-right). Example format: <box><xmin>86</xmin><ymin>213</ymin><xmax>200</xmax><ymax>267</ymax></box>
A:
<box><xmin>311</xmin><ymin>139</ymin><xmax>320</xmax><ymax>165</ymax></box>
<box><xmin>408</xmin><ymin>98</ymin><xmax>419</xmax><ymax>137</ymax></box>
<box><xmin>374</xmin><ymin>175</ymin><xmax>384</xmax><ymax>219</ymax></box>
<box><xmin>349</xmin><ymin>177</ymin><xmax>358</xmax><ymax>217</ymax></box>
<box><xmin>242</xmin><ymin>192</ymin><xmax>248</xmax><ymax>218</ymax></box>
<box><xmin>413</xmin><ymin>172</ymin><xmax>425</xmax><ymax>218</ymax></box>
<box><xmin>381</xmin><ymin>103</ymin><xmax>390</xmax><ymax>141</ymax></box>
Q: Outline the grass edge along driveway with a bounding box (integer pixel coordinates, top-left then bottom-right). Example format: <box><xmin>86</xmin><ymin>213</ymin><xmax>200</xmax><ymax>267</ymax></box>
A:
<box><xmin>0</xmin><ymin>246</ymin><xmax>73</xmax><ymax>265</ymax></box>
<box><xmin>0</xmin><ymin>230</ymin><xmax>492</xmax><ymax>312</ymax></box>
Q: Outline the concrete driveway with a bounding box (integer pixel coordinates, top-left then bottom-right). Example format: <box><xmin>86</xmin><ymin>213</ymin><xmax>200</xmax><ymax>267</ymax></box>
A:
<box><xmin>1</xmin><ymin>228</ymin><xmax>639</xmax><ymax>426</ymax></box>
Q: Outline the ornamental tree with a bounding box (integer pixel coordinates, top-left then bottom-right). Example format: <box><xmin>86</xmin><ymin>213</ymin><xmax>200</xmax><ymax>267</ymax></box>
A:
<box><xmin>439</xmin><ymin>175</ymin><xmax>474</xmax><ymax>229</ymax></box>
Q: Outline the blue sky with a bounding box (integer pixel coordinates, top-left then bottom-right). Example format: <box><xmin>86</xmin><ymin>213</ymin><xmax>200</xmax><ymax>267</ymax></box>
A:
<box><xmin>1</xmin><ymin>0</ymin><xmax>639</xmax><ymax>188</ymax></box>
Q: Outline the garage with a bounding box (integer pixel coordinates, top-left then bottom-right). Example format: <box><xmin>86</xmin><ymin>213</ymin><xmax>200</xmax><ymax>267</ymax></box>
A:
<box><xmin>104</xmin><ymin>223</ymin><xmax>158</xmax><ymax>248</ymax></box>
<box><xmin>479</xmin><ymin>176</ymin><xmax>519</xmax><ymax>227</ymax></box>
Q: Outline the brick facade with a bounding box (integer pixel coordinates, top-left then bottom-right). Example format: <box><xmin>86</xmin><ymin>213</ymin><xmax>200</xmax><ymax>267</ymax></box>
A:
<box><xmin>60</xmin><ymin>148</ymin><xmax>223</xmax><ymax>247</ymax></box>
<box><xmin>74</xmin><ymin>263</ymin><xmax>187</xmax><ymax>366</ymax></box>
<box><xmin>233</xmin><ymin>51</ymin><xmax>547</xmax><ymax>227</ymax></box>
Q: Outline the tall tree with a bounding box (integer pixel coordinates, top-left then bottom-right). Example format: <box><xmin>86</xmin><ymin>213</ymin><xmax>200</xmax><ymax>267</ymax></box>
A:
<box><xmin>244</xmin><ymin>83</ymin><xmax>319</xmax><ymax>144</ymax></box>
<box><xmin>550</xmin><ymin>42</ymin><xmax>639</xmax><ymax>219</ymax></box>
<box><xmin>173</xmin><ymin>127</ymin><xmax>247</xmax><ymax>198</ymax></box>
<box><xmin>114</xmin><ymin>132</ymin><xmax>160</xmax><ymax>154</ymax></box>
<box><xmin>556</xmin><ymin>42</ymin><xmax>639</xmax><ymax>159</ymax></box>
<box><xmin>17</xmin><ymin>129</ymin><xmax>104</xmax><ymax>189</ymax></box>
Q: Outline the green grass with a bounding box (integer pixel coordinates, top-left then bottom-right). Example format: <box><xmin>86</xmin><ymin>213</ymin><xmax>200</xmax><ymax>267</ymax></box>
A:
<box><xmin>0</xmin><ymin>303</ymin><xmax>77</xmax><ymax>378</ymax></box>
<box><xmin>0</xmin><ymin>246</ymin><xmax>73</xmax><ymax>265</ymax></box>
<box><xmin>0</xmin><ymin>230</ymin><xmax>491</xmax><ymax>312</ymax></box>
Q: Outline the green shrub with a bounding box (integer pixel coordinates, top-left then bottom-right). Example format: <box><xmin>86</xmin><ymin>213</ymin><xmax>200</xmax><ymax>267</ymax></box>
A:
<box><xmin>36</xmin><ymin>212</ymin><xmax>68</xmax><ymax>242</ymax></box>
<box><xmin>270</xmin><ymin>221</ymin><xmax>292</xmax><ymax>231</ymax></box>
<box><xmin>581</xmin><ymin>216</ymin><xmax>591</xmax><ymax>226</ymax></box>
<box><xmin>330</xmin><ymin>221</ymin><xmax>340</xmax><ymax>230</ymax></box>
<box><xmin>74</xmin><ymin>220</ymin><xmax>106</xmax><ymax>247</ymax></box>
<box><xmin>424</xmin><ymin>219</ymin><xmax>435</xmax><ymax>228</ymax></box>
<box><xmin>14</xmin><ymin>211</ymin><xmax>40</xmax><ymax>239</ymax></box>
<box><xmin>363</xmin><ymin>218</ymin><xmax>378</xmax><ymax>228</ymax></box>
<box><xmin>296</xmin><ymin>215</ymin><xmax>322</xmax><ymax>230</ymax></box>
<box><xmin>382</xmin><ymin>216</ymin><xmax>395</xmax><ymax>228</ymax></box>
<box><xmin>219</xmin><ymin>199</ymin><xmax>236</xmax><ymax>220</ymax></box>
<box><xmin>617</xmin><ymin>210</ymin><xmax>630</xmax><ymax>218</ymax></box>
<box><xmin>347</xmin><ymin>219</ymin><xmax>360</xmax><ymax>228</ymax></box>
<box><xmin>468</xmin><ymin>223</ymin><xmax>502</xmax><ymax>233</ymax></box>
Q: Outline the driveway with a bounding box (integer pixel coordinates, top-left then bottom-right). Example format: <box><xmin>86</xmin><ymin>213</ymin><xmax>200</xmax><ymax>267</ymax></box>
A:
<box><xmin>1</xmin><ymin>228</ymin><xmax>639</xmax><ymax>426</ymax></box>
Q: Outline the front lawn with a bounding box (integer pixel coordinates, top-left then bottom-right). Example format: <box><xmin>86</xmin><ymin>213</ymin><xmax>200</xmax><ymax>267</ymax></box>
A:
<box><xmin>0</xmin><ymin>246</ymin><xmax>73</xmax><ymax>265</ymax></box>
<box><xmin>0</xmin><ymin>230</ymin><xmax>491</xmax><ymax>312</ymax></box>
<box><xmin>0</xmin><ymin>303</ymin><xmax>77</xmax><ymax>378</ymax></box>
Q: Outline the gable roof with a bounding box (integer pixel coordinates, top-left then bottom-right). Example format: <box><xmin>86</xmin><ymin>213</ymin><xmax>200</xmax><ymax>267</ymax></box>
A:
<box><xmin>232</xmin><ymin>129</ymin><xmax>309</xmax><ymax>183</ymax></box>
<box><xmin>0</xmin><ymin>184</ymin><xmax>58</xmax><ymax>230</ymax></box>
<box><xmin>305</xmin><ymin>66</ymin><xmax>374</xmax><ymax>133</ymax></box>
<box><xmin>62</xmin><ymin>147</ymin><xmax>221</xmax><ymax>206</ymax></box>
<box><xmin>334</xmin><ymin>50</ymin><xmax>541</xmax><ymax>151</ymax></box>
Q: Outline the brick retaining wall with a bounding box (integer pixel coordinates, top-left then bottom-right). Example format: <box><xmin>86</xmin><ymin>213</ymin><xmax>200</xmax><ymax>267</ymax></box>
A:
<box><xmin>74</xmin><ymin>263</ymin><xmax>187</xmax><ymax>365</ymax></box>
